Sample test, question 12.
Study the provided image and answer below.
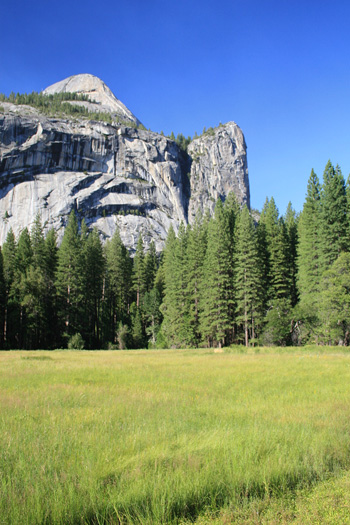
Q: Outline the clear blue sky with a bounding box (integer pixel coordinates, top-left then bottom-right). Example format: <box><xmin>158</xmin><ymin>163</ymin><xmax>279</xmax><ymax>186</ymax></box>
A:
<box><xmin>2</xmin><ymin>0</ymin><xmax>350</xmax><ymax>214</ymax></box>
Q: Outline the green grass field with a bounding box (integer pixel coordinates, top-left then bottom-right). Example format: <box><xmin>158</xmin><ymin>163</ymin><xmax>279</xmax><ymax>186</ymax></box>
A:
<box><xmin>1</xmin><ymin>347</ymin><xmax>350</xmax><ymax>524</ymax></box>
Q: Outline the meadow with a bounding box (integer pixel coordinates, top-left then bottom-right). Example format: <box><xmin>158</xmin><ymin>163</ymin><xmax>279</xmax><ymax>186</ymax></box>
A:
<box><xmin>1</xmin><ymin>347</ymin><xmax>350</xmax><ymax>524</ymax></box>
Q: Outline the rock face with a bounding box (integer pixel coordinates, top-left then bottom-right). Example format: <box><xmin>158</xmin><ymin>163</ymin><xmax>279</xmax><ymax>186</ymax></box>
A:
<box><xmin>0</xmin><ymin>75</ymin><xmax>249</xmax><ymax>251</ymax></box>
<box><xmin>188</xmin><ymin>123</ymin><xmax>249</xmax><ymax>222</ymax></box>
<box><xmin>43</xmin><ymin>74</ymin><xmax>140</xmax><ymax>126</ymax></box>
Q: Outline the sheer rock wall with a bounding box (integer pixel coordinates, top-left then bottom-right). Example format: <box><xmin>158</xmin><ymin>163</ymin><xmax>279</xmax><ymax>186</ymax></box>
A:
<box><xmin>0</xmin><ymin>90</ymin><xmax>249</xmax><ymax>252</ymax></box>
<box><xmin>188</xmin><ymin>122</ymin><xmax>250</xmax><ymax>222</ymax></box>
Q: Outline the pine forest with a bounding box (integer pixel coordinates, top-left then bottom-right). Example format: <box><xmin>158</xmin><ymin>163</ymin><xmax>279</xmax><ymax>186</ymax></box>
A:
<box><xmin>1</xmin><ymin>160</ymin><xmax>350</xmax><ymax>350</ymax></box>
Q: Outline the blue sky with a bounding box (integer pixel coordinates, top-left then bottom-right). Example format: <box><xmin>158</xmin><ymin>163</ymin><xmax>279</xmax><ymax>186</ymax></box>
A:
<box><xmin>2</xmin><ymin>0</ymin><xmax>350</xmax><ymax>214</ymax></box>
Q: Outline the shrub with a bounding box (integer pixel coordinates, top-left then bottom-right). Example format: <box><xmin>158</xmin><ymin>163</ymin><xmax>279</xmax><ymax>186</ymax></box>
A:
<box><xmin>67</xmin><ymin>333</ymin><xmax>85</xmax><ymax>350</ymax></box>
<box><xmin>117</xmin><ymin>322</ymin><xmax>129</xmax><ymax>350</ymax></box>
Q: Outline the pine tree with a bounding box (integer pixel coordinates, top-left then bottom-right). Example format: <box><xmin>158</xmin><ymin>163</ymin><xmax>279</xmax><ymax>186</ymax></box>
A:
<box><xmin>160</xmin><ymin>226</ymin><xmax>179</xmax><ymax>347</ymax></box>
<box><xmin>224</xmin><ymin>192</ymin><xmax>240</xmax><ymax>342</ymax></box>
<box><xmin>186</xmin><ymin>213</ymin><xmax>207</xmax><ymax>346</ymax></box>
<box><xmin>42</xmin><ymin>228</ymin><xmax>59</xmax><ymax>348</ymax></box>
<box><xmin>284</xmin><ymin>202</ymin><xmax>299</xmax><ymax>306</ymax></box>
<box><xmin>19</xmin><ymin>265</ymin><xmax>47</xmax><ymax>348</ymax></box>
<box><xmin>131</xmin><ymin>306</ymin><xmax>144</xmax><ymax>348</ymax></box>
<box><xmin>143</xmin><ymin>241</ymin><xmax>162</xmax><ymax>346</ymax></box>
<box><xmin>346</xmin><ymin>173</ymin><xmax>350</xmax><ymax>217</ymax></box>
<box><xmin>143</xmin><ymin>286</ymin><xmax>162</xmax><ymax>346</ymax></box>
<box><xmin>318</xmin><ymin>252</ymin><xmax>350</xmax><ymax>345</ymax></box>
<box><xmin>160</xmin><ymin>223</ymin><xmax>190</xmax><ymax>347</ymax></box>
<box><xmin>200</xmin><ymin>200</ymin><xmax>232</xmax><ymax>347</ymax></box>
<box><xmin>105</xmin><ymin>227</ymin><xmax>132</xmax><ymax>343</ymax></box>
<box><xmin>270</xmin><ymin>218</ymin><xmax>292</xmax><ymax>300</ymax></box>
<box><xmin>55</xmin><ymin>210</ymin><xmax>84</xmax><ymax>344</ymax></box>
<box><xmin>319</xmin><ymin>161</ymin><xmax>348</xmax><ymax>273</ymax></box>
<box><xmin>259</xmin><ymin>197</ymin><xmax>291</xmax><ymax>302</ymax></box>
<box><xmin>235</xmin><ymin>206</ymin><xmax>263</xmax><ymax>346</ymax></box>
<box><xmin>297</xmin><ymin>169</ymin><xmax>322</xmax><ymax>309</ymax></box>
<box><xmin>132</xmin><ymin>235</ymin><xmax>146</xmax><ymax>309</ymax></box>
<box><xmin>256</xmin><ymin>213</ymin><xmax>269</xmax><ymax>311</ymax></box>
<box><xmin>2</xmin><ymin>229</ymin><xmax>17</xmax><ymax>347</ymax></box>
<box><xmin>144</xmin><ymin>241</ymin><xmax>158</xmax><ymax>293</ymax></box>
<box><xmin>11</xmin><ymin>228</ymin><xmax>33</xmax><ymax>347</ymax></box>
<box><xmin>2</xmin><ymin>229</ymin><xmax>17</xmax><ymax>290</ymax></box>
<box><xmin>81</xmin><ymin>228</ymin><xmax>105</xmax><ymax>348</ymax></box>
<box><xmin>16</xmin><ymin>215</ymin><xmax>53</xmax><ymax>348</ymax></box>
<box><xmin>0</xmin><ymin>248</ymin><xmax>6</xmax><ymax>348</ymax></box>
<box><xmin>31</xmin><ymin>214</ymin><xmax>46</xmax><ymax>272</ymax></box>
<box><xmin>15</xmin><ymin>228</ymin><xmax>33</xmax><ymax>275</ymax></box>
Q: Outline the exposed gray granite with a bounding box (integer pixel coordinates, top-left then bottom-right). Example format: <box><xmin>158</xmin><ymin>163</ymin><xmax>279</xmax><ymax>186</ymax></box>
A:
<box><xmin>188</xmin><ymin>123</ymin><xmax>250</xmax><ymax>222</ymax></box>
<box><xmin>0</xmin><ymin>76</ymin><xmax>250</xmax><ymax>251</ymax></box>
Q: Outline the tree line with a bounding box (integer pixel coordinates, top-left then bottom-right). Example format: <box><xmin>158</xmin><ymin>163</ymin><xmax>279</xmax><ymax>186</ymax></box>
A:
<box><xmin>161</xmin><ymin>160</ymin><xmax>350</xmax><ymax>347</ymax></box>
<box><xmin>0</xmin><ymin>91</ymin><xmax>142</xmax><ymax>128</ymax></box>
<box><xmin>0</xmin><ymin>160</ymin><xmax>349</xmax><ymax>349</ymax></box>
<box><xmin>0</xmin><ymin>213</ymin><xmax>161</xmax><ymax>349</ymax></box>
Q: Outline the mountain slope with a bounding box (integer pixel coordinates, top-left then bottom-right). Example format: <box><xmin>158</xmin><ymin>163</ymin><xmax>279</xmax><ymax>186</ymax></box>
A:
<box><xmin>43</xmin><ymin>73</ymin><xmax>141</xmax><ymax>125</ymax></box>
<box><xmin>0</xmin><ymin>75</ymin><xmax>249</xmax><ymax>251</ymax></box>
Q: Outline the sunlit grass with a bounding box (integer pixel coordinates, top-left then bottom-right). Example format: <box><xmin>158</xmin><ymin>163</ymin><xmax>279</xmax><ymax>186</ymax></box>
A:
<box><xmin>1</xmin><ymin>347</ymin><xmax>350</xmax><ymax>523</ymax></box>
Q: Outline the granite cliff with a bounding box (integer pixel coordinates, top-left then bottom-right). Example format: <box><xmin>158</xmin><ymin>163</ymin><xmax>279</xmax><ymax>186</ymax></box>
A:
<box><xmin>188</xmin><ymin>124</ymin><xmax>249</xmax><ymax>222</ymax></box>
<box><xmin>0</xmin><ymin>74</ymin><xmax>250</xmax><ymax>251</ymax></box>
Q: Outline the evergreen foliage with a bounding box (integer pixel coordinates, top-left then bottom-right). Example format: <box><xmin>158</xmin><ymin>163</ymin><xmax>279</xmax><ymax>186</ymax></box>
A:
<box><xmin>284</xmin><ymin>202</ymin><xmax>299</xmax><ymax>306</ymax></box>
<box><xmin>297</xmin><ymin>169</ymin><xmax>321</xmax><ymax>309</ymax></box>
<box><xmin>0</xmin><ymin>248</ymin><xmax>6</xmax><ymax>348</ymax></box>
<box><xmin>132</xmin><ymin>235</ymin><xmax>146</xmax><ymax>309</ymax></box>
<box><xmin>81</xmin><ymin>228</ymin><xmax>105</xmax><ymax>348</ymax></box>
<box><xmin>319</xmin><ymin>161</ymin><xmax>348</xmax><ymax>273</ymax></box>
<box><xmin>0</xmin><ymin>91</ymin><xmax>141</xmax><ymax>128</ymax></box>
<box><xmin>224</xmin><ymin>193</ymin><xmax>240</xmax><ymax>342</ymax></box>
<box><xmin>317</xmin><ymin>253</ymin><xmax>350</xmax><ymax>345</ymax></box>
<box><xmin>105</xmin><ymin>227</ymin><xmax>132</xmax><ymax>344</ymax></box>
<box><xmin>161</xmin><ymin>223</ymin><xmax>190</xmax><ymax>348</ymax></box>
<box><xmin>200</xmin><ymin>200</ymin><xmax>232</xmax><ymax>348</ymax></box>
<box><xmin>55</xmin><ymin>211</ymin><xmax>85</xmax><ymax>345</ymax></box>
<box><xmin>185</xmin><ymin>214</ymin><xmax>207</xmax><ymax>346</ymax></box>
<box><xmin>1</xmin><ymin>160</ymin><xmax>350</xmax><ymax>349</ymax></box>
<box><xmin>67</xmin><ymin>332</ymin><xmax>85</xmax><ymax>349</ymax></box>
<box><xmin>260</xmin><ymin>198</ymin><xmax>292</xmax><ymax>302</ymax></box>
<box><xmin>235</xmin><ymin>206</ymin><xmax>263</xmax><ymax>346</ymax></box>
<box><xmin>2</xmin><ymin>229</ymin><xmax>18</xmax><ymax>347</ymax></box>
<box><xmin>144</xmin><ymin>241</ymin><xmax>157</xmax><ymax>293</ymax></box>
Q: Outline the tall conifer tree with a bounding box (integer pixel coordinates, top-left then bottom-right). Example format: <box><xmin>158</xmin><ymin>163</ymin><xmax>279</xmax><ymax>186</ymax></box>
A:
<box><xmin>319</xmin><ymin>161</ymin><xmax>348</xmax><ymax>273</ymax></box>
<box><xmin>2</xmin><ymin>229</ymin><xmax>17</xmax><ymax>347</ymax></box>
<box><xmin>200</xmin><ymin>200</ymin><xmax>232</xmax><ymax>348</ymax></box>
<box><xmin>160</xmin><ymin>226</ymin><xmax>178</xmax><ymax>347</ymax></box>
<box><xmin>105</xmin><ymin>227</ymin><xmax>131</xmax><ymax>343</ymax></box>
<box><xmin>0</xmin><ymin>248</ymin><xmax>6</xmax><ymax>348</ymax></box>
<box><xmin>81</xmin><ymin>228</ymin><xmax>105</xmax><ymax>348</ymax></box>
<box><xmin>297</xmin><ymin>169</ymin><xmax>321</xmax><ymax>308</ymax></box>
<box><xmin>224</xmin><ymin>193</ymin><xmax>240</xmax><ymax>342</ymax></box>
<box><xmin>31</xmin><ymin>214</ymin><xmax>46</xmax><ymax>272</ymax></box>
<box><xmin>12</xmin><ymin>228</ymin><xmax>33</xmax><ymax>347</ymax></box>
<box><xmin>132</xmin><ymin>235</ymin><xmax>146</xmax><ymax>309</ymax></box>
<box><xmin>259</xmin><ymin>197</ymin><xmax>291</xmax><ymax>302</ymax></box>
<box><xmin>235</xmin><ymin>206</ymin><xmax>263</xmax><ymax>346</ymax></box>
<box><xmin>186</xmin><ymin>213</ymin><xmax>207</xmax><ymax>346</ymax></box>
<box><xmin>161</xmin><ymin>223</ymin><xmax>190</xmax><ymax>347</ymax></box>
<box><xmin>56</xmin><ymin>210</ymin><xmax>84</xmax><ymax>343</ymax></box>
<box><xmin>144</xmin><ymin>241</ymin><xmax>158</xmax><ymax>293</ymax></box>
<box><xmin>284</xmin><ymin>202</ymin><xmax>299</xmax><ymax>306</ymax></box>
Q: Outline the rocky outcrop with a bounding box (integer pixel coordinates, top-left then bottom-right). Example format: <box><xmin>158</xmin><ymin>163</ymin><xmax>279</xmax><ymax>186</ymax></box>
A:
<box><xmin>43</xmin><ymin>74</ymin><xmax>140</xmax><ymax>126</ymax></box>
<box><xmin>0</xmin><ymin>75</ymin><xmax>249</xmax><ymax>252</ymax></box>
<box><xmin>188</xmin><ymin>123</ymin><xmax>250</xmax><ymax>222</ymax></box>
